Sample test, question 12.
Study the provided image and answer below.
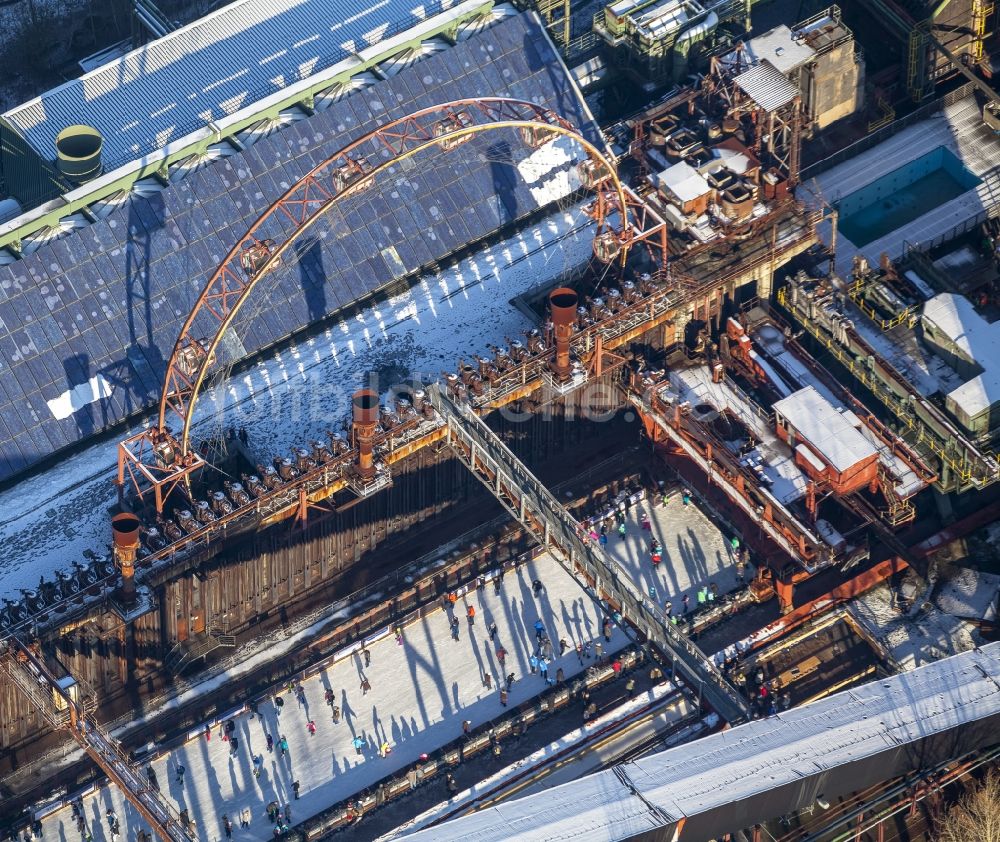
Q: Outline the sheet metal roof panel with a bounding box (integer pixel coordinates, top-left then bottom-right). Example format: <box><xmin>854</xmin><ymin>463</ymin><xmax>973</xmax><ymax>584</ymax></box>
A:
<box><xmin>745</xmin><ymin>24</ymin><xmax>816</xmax><ymax>74</ymax></box>
<box><xmin>948</xmin><ymin>370</ymin><xmax>1000</xmax><ymax>416</ymax></box>
<box><xmin>733</xmin><ymin>61</ymin><xmax>798</xmax><ymax>112</ymax></box>
<box><xmin>3</xmin><ymin>0</ymin><xmax>467</xmax><ymax>168</ymax></box>
<box><xmin>922</xmin><ymin>291</ymin><xmax>996</xmax><ymax>359</ymax></box>
<box><xmin>657</xmin><ymin>160</ymin><xmax>711</xmax><ymax>203</ymax></box>
<box><xmin>772</xmin><ymin>386</ymin><xmax>877</xmax><ymax>473</ymax></box>
<box><xmin>0</xmin><ymin>12</ymin><xmax>602</xmax><ymax>482</ymax></box>
<box><xmin>411</xmin><ymin>645</ymin><xmax>1000</xmax><ymax>841</ymax></box>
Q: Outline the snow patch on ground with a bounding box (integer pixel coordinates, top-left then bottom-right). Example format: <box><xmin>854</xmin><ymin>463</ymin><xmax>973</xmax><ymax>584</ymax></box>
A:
<box><xmin>849</xmin><ymin>582</ymin><xmax>978</xmax><ymax>671</ymax></box>
<box><xmin>0</xmin><ymin>206</ymin><xmax>596</xmax><ymax>600</ymax></box>
<box><xmin>933</xmin><ymin>567</ymin><xmax>1000</xmax><ymax>622</ymax></box>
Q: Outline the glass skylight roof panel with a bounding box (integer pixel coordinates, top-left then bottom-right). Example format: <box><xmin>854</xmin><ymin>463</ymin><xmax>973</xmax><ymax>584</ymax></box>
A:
<box><xmin>51</xmin><ymin>309</ymin><xmax>81</xmax><ymax>341</ymax></box>
<box><xmin>121</xmin><ymin>347</ymin><xmax>158</xmax><ymax>400</ymax></box>
<box><xmin>27</xmin><ymin>314</ymin><xmax>62</xmax><ymax>356</ymax></box>
<box><xmin>62</xmin><ymin>229</ymin><xmax>94</xmax><ymax>268</ymax></box>
<box><xmin>390</xmin><ymin>236</ymin><xmax>417</xmax><ymax>270</ymax></box>
<box><xmin>40</xmin><ymin>412</ymin><xmax>74</xmax><ymax>450</ymax></box>
<box><xmin>187</xmin><ymin>166</ymin><xmax>229</xmax><ymax>201</ymax></box>
<box><xmin>0</xmin><ymin>403</ymin><xmax>21</xmax><ymax>445</ymax></box>
<box><xmin>0</xmin><ymin>268</ymin><xmax>17</xmax><ymax>302</ymax></box>
<box><xmin>433</xmin><ymin>217</ymin><xmax>465</xmax><ymax>255</ymax></box>
<box><xmin>24</xmin><ymin>354</ymin><xmax>50</xmax><ymax>394</ymax></box>
<box><xmin>130</xmin><ymin>196</ymin><xmax>166</xmax><ymax>235</ymax></box>
<box><xmin>46</xmin><ymin>238</ymin><xmax>78</xmax><ymax>277</ymax></box>
<box><xmin>10</xmin><ymin>431</ymin><xmax>36</xmax><ymax>465</ymax></box>
<box><xmin>0</xmin><ymin>260</ymin><xmax>31</xmax><ymax>298</ymax></box>
<box><xmin>272</xmin><ymin>294</ymin><xmax>310</xmax><ymax>337</ymax></box>
<box><xmin>436</xmin><ymin>202</ymin><xmax>469</xmax><ymax>247</ymax></box>
<box><xmin>0</xmin><ymin>298</ymin><xmax>20</xmax><ymax>335</ymax></box>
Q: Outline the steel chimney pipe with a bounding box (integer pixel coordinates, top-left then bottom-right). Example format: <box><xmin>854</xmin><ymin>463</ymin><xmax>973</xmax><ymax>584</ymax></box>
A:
<box><xmin>548</xmin><ymin>287</ymin><xmax>578</xmax><ymax>380</ymax></box>
<box><xmin>111</xmin><ymin>512</ymin><xmax>141</xmax><ymax>605</ymax></box>
<box><xmin>353</xmin><ymin>389</ymin><xmax>380</xmax><ymax>479</ymax></box>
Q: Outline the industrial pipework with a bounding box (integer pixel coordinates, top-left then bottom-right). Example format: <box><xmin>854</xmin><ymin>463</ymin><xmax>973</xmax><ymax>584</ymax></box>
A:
<box><xmin>548</xmin><ymin>287</ymin><xmax>579</xmax><ymax>381</ymax></box>
<box><xmin>352</xmin><ymin>389</ymin><xmax>380</xmax><ymax>479</ymax></box>
<box><xmin>111</xmin><ymin>512</ymin><xmax>142</xmax><ymax>606</ymax></box>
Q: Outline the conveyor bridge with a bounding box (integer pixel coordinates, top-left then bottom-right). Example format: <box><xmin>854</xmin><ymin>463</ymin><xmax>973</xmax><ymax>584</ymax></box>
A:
<box><xmin>430</xmin><ymin>385</ymin><xmax>750</xmax><ymax>725</ymax></box>
<box><xmin>2</xmin><ymin>637</ymin><xmax>196</xmax><ymax>842</ymax></box>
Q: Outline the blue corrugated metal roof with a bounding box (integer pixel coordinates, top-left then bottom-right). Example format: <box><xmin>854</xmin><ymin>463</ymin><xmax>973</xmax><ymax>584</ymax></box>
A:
<box><xmin>0</xmin><ymin>12</ymin><xmax>601</xmax><ymax>482</ymax></box>
<box><xmin>2</xmin><ymin>0</ymin><xmax>470</xmax><ymax>170</ymax></box>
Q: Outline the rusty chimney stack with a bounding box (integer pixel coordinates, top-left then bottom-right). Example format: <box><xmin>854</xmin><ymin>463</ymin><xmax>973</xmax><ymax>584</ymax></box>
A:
<box><xmin>352</xmin><ymin>389</ymin><xmax>380</xmax><ymax>479</ymax></box>
<box><xmin>548</xmin><ymin>287</ymin><xmax>578</xmax><ymax>381</ymax></box>
<box><xmin>111</xmin><ymin>512</ymin><xmax>141</xmax><ymax>605</ymax></box>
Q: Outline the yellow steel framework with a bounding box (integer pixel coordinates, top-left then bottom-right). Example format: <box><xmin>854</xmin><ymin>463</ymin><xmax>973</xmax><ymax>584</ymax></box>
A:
<box><xmin>846</xmin><ymin>277</ymin><xmax>918</xmax><ymax>330</ymax></box>
<box><xmin>971</xmin><ymin>0</ymin><xmax>994</xmax><ymax>63</ymax></box>
<box><xmin>776</xmin><ymin>286</ymin><xmax>997</xmax><ymax>490</ymax></box>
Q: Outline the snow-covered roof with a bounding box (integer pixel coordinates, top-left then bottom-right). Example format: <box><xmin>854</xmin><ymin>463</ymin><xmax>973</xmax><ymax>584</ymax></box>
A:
<box><xmin>2</xmin><ymin>0</ymin><xmax>480</xmax><ymax>169</ymax></box>
<box><xmin>733</xmin><ymin>61</ymin><xmax>799</xmax><ymax>112</ymax></box>
<box><xmin>922</xmin><ymin>292</ymin><xmax>994</xmax><ymax>360</ymax></box>
<box><xmin>708</xmin><ymin>140</ymin><xmax>753</xmax><ymax>175</ymax></box>
<box><xmin>655</xmin><ymin>160</ymin><xmax>711</xmax><ymax>204</ymax></box>
<box><xmin>795</xmin><ymin>442</ymin><xmax>826</xmax><ymax>473</ymax></box>
<box><xmin>947</xmin><ymin>369</ymin><xmax>1000</xmax><ymax>418</ymax></box>
<box><xmin>744</xmin><ymin>24</ymin><xmax>816</xmax><ymax>74</ymax></box>
<box><xmin>923</xmin><ymin>292</ymin><xmax>1000</xmax><ymax>417</ymax></box>
<box><xmin>409</xmin><ymin>642</ymin><xmax>1000</xmax><ymax>841</ymax></box>
<box><xmin>773</xmin><ymin>386</ymin><xmax>878</xmax><ymax>473</ymax></box>
<box><xmin>633</xmin><ymin>0</ymin><xmax>692</xmax><ymax>39</ymax></box>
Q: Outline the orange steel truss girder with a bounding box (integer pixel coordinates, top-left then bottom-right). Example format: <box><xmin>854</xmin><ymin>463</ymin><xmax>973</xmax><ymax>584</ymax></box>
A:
<box><xmin>127</xmin><ymin>98</ymin><xmax>633</xmax><ymax>514</ymax></box>
<box><xmin>637</xmin><ymin>391</ymin><xmax>825</xmax><ymax>567</ymax></box>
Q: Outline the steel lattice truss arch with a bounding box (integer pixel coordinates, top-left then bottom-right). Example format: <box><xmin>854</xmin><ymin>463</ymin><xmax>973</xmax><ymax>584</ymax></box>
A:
<box><xmin>119</xmin><ymin>98</ymin><xmax>633</xmax><ymax>512</ymax></box>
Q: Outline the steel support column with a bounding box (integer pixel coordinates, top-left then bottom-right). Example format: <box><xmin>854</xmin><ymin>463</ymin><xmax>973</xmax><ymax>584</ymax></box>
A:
<box><xmin>430</xmin><ymin>385</ymin><xmax>749</xmax><ymax>724</ymax></box>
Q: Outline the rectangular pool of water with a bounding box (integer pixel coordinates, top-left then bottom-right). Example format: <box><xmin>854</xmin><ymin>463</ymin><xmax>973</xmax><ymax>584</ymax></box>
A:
<box><xmin>836</xmin><ymin>146</ymin><xmax>981</xmax><ymax>247</ymax></box>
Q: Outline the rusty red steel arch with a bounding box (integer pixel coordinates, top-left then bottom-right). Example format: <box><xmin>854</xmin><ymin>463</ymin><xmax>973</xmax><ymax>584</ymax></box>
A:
<box><xmin>156</xmin><ymin>97</ymin><xmax>632</xmax><ymax>460</ymax></box>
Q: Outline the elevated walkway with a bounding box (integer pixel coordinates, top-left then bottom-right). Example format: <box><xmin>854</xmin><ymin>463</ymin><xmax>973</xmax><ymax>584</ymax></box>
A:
<box><xmin>430</xmin><ymin>385</ymin><xmax>749</xmax><ymax>725</ymax></box>
<box><xmin>2</xmin><ymin>637</ymin><xmax>195</xmax><ymax>842</ymax></box>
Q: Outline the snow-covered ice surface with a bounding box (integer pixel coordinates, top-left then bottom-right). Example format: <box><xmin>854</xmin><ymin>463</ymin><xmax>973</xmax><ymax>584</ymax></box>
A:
<box><xmin>849</xmin><ymin>582</ymin><xmax>978</xmax><ymax>671</ymax></box>
<box><xmin>38</xmin><ymin>554</ymin><xmax>631</xmax><ymax>842</ymax></box>
<box><xmin>595</xmin><ymin>497</ymin><xmax>746</xmax><ymax>611</ymax></box>
<box><xmin>0</xmin><ymin>206</ymin><xmax>596</xmax><ymax>600</ymax></box>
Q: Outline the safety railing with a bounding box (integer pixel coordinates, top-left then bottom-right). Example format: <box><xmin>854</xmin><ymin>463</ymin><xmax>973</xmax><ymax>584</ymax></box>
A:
<box><xmin>431</xmin><ymin>384</ymin><xmax>750</xmax><ymax>724</ymax></box>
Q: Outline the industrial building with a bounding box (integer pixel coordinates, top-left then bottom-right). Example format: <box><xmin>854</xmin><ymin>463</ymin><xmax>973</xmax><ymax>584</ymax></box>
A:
<box><xmin>595</xmin><ymin>0</ymin><xmax>749</xmax><ymax>85</ymax></box>
<box><xmin>780</xmin><ymin>260</ymin><xmax>1000</xmax><ymax>493</ymax></box>
<box><xmin>856</xmin><ymin>0</ymin><xmax>992</xmax><ymax>100</ymax></box>
<box><xmin>717</xmin><ymin>8</ymin><xmax>864</xmax><ymax>136</ymax></box>
<box><xmin>0</xmin><ymin>2</ymin><xmax>596</xmax><ymax>483</ymax></box>
<box><xmin>0</xmin><ymin>0</ymin><xmax>997</xmax><ymax>838</ymax></box>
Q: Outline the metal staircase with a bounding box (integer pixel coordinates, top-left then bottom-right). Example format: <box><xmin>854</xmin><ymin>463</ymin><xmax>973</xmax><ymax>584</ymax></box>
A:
<box><xmin>164</xmin><ymin>623</ymin><xmax>236</xmax><ymax>674</ymax></box>
<box><xmin>430</xmin><ymin>385</ymin><xmax>749</xmax><ymax>725</ymax></box>
<box><xmin>2</xmin><ymin>637</ymin><xmax>195</xmax><ymax>842</ymax></box>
